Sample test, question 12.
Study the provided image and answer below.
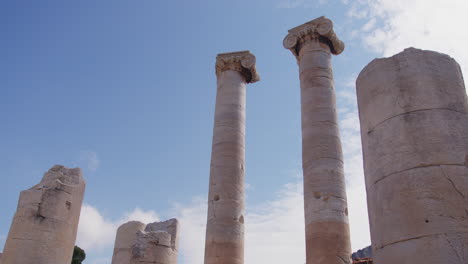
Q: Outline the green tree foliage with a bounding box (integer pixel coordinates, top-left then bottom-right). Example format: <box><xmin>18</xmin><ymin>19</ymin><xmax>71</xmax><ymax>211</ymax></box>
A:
<box><xmin>71</xmin><ymin>245</ymin><xmax>86</xmax><ymax>264</ymax></box>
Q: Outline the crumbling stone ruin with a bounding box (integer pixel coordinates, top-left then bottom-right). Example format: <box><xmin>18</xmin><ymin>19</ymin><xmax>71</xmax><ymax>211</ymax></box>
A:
<box><xmin>356</xmin><ymin>48</ymin><xmax>468</xmax><ymax>263</ymax></box>
<box><xmin>283</xmin><ymin>16</ymin><xmax>352</xmax><ymax>264</ymax></box>
<box><xmin>204</xmin><ymin>51</ymin><xmax>259</xmax><ymax>264</ymax></box>
<box><xmin>1</xmin><ymin>15</ymin><xmax>466</xmax><ymax>264</ymax></box>
<box><xmin>1</xmin><ymin>165</ymin><xmax>85</xmax><ymax>264</ymax></box>
<box><xmin>352</xmin><ymin>246</ymin><xmax>372</xmax><ymax>264</ymax></box>
<box><xmin>111</xmin><ymin>219</ymin><xmax>179</xmax><ymax>264</ymax></box>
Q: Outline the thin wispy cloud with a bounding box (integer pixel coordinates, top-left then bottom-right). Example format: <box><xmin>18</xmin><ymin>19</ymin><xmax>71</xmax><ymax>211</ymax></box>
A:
<box><xmin>76</xmin><ymin>205</ymin><xmax>160</xmax><ymax>252</ymax></box>
<box><xmin>78</xmin><ymin>151</ymin><xmax>100</xmax><ymax>172</ymax></box>
<box><xmin>347</xmin><ymin>0</ymin><xmax>468</xmax><ymax>79</ymax></box>
<box><xmin>80</xmin><ymin>177</ymin><xmax>370</xmax><ymax>264</ymax></box>
<box><xmin>77</xmin><ymin>2</ymin><xmax>468</xmax><ymax>264</ymax></box>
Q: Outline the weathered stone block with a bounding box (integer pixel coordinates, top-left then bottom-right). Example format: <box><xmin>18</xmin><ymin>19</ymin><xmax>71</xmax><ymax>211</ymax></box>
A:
<box><xmin>1</xmin><ymin>165</ymin><xmax>86</xmax><ymax>264</ymax></box>
<box><xmin>357</xmin><ymin>48</ymin><xmax>468</xmax><ymax>264</ymax></box>
<box><xmin>111</xmin><ymin>219</ymin><xmax>179</xmax><ymax>264</ymax></box>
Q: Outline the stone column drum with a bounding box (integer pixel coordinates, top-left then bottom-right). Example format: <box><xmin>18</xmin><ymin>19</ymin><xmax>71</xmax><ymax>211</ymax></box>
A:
<box><xmin>1</xmin><ymin>165</ymin><xmax>86</xmax><ymax>264</ymax></box>
<box><xmin>111</xmin><ymin>219</ymin><xmax>179</xmax><ymax>264</ymax></box>
<box><xmin>356</xmin><ymin>48</ymin><xmax>468</xmax><ymax>263</ymax></box>
<box><xmin>284</xmin><ymin>17</ymin><xmax>351</xmax><ymax>264</ymax></box>
<box><xmin>204</xmin><ymin>51</ymin><xmax>259</xmax><ymax>264</ymax></box>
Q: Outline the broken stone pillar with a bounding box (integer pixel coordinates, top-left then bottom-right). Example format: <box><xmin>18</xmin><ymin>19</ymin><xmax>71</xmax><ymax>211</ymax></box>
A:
<box><xmin>204</xmin><ymin>51</ymin><xmax>259</xmax><ymax>264</ymax></box>
<box><xmin>111</xmin><ymin>221</ymin><xmax>147</xmax><ymax>264</ymax></box>
<box><xmin>283</xmin><ymin>17</ymin><xmax>352</xmax><ymax>264</ymax></box>
<box><xmin>1</xmin><ymin>165</ymin><xmax>86</xmax><ymax>264</ymax></box>
<box><xmin>111</xmin><ymin>219</ymin><xmax>179</xmax><ymax>264</ymax></box>
<box><xmin>356</xmin><ymin>48</ymin><xmax>468</xmax><ymax>263</ymax></box>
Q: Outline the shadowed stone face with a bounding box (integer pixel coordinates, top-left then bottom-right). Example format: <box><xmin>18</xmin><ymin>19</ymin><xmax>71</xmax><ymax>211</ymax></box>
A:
<box><xmin>357</xmin><ymin>48</ymin><xmax>468</xmax><ymax>264</ymax></box>
<box><xmin>204</xmin><ymin>51</ymin><xmax>258</xmax><ymax>264</ymax></box>
<box><xmin>111</xmin><ymin>219</ymin><xmax>179</xmax><ymax>264</ymax></box>
<box><xmin>1</xmin><ymin>165</ymin><xmax>86</xmax><ymax>264</ymax></box>
<box><xmin>284</xmin><ymin>17</ymin><xmax>352</xmax><ymax>264</ymax></box>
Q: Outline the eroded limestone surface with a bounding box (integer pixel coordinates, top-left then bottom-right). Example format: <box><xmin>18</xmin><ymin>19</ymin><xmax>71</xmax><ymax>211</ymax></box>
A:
<box><xmin>204</xmin><ymin>51</ymin><xmax>259</xmax><ymax>264</ymax></box>
<box><xmin>1</xmin><ymin>165</ymin><xmax>86</xmax><ymax>264</ymax></box>
<box><xmin>357</xmin><ymin>48</ymin><xmax>468</xmax><ymax>264</ymax></box>
<box><xmin>284</xmin><ymin>16</ymin><xmax>352</xmax><ymax>264</ymax></box>
<box><xmin>111</xmin><ymin>219</ymin><xmax>179</xmax><ymax>264</ymax></box>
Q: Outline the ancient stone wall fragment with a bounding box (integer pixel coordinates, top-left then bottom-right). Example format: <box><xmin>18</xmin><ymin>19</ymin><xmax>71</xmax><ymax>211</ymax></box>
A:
<box><xmin>1</xmin><ymin>165</ymin><xmax>86</xmax><ymax>264</ymax></box>
<box><xmin>356</xmin><ymin>48</ymin><xmax>468</xmax><ymax>264</ymax></box>
<box><xmin>111</xmin><ymin>219</ymin><xmax>179</xmax><ymax>264</ymax></box>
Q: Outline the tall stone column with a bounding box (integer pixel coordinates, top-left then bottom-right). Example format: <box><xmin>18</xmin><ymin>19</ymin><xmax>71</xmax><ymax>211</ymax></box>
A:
<box><xmin>204</xmin><ymin>51</ymin><xmax>259</xmax><ymax>264</ymax></box>
<box><xmin>283</xmin><ymin>17</ymin><xmax>351</xmax><ymax>264</ymax></box>
<box><xmin>1</xmin><ymin>165</ymin><xmax>86</xmax><ymax>264</ymax></box>
<box><xmin>356</xmin><ymin>48</ymin><xmax>468</xmax><ymax>263</ymax></box>
<box><xmin>111</xmin><ymin>219</ymin><xmax>179</xmax><ymax>264</ymax></box>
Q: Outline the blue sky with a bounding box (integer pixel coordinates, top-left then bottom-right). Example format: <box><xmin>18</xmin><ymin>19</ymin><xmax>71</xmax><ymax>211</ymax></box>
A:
<box><xmin>1</xmin><ymin>1</ymin><xmax>467</xmax><ymax>263</ymax></box>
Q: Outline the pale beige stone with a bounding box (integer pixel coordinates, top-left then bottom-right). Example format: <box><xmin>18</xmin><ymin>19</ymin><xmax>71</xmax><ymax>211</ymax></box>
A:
<box><xmin>1</xmin><ymin>165</ymin><xmax>86</xmax><ymax>264</ymax></box>
<box><xmin>111</xmin><ymin>221</ymin><xmax>147</xmax><ymax>264</ymax></box>
<box><xmin>356</xmin><ymin>48</ymin><xmax>468</xmax><ymax>264</ymax></box>
<box><xmin>111</xmin><ymin>219</ymin><xmax>179</xmax><ymax>264</ymax></box>
<box><xmin>204</xmin><ymin>51</ymin><xmax>259</xmax><ymax>264</ymax></box>
<box><xmin>284</xmin><ymin>16</ymin><xmax>352</xmax><ymax>264</ymax></box>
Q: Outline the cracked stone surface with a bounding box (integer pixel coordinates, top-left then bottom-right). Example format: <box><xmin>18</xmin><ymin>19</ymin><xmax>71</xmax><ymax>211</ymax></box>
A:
<box><xmin>1</xmin><ymin>165</ymin><xmax>86</xmax><ymax>264</ymax></box>
<box><xmin>204</xmin><ymin>51</ymin><xmax>259</xmax><ymax>264</ymax></box>
<box><xmin>357</xmin><ymin>47</ymin><xmax>468</xmax><ymax>264</ymax></box>
<box><xmin>111</xmin><ymin>219</ymin><xmax>179</xmax><ymax>264</ymax></box>
<box><xmin>284</xmin><ymin>17</ymin><xmax>352</xmax><ymax>264</ymax></box>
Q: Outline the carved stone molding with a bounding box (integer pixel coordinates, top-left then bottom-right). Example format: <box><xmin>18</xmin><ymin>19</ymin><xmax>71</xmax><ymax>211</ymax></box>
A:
<box><xmin>283</xmin><ymin>16</ymin><xmax>344</xmax><ymax>59</ymax></box>
<box><xmin>215</xmin><ymin>51</ymin><xmax>260</xmax><ymax>83</ymax></box>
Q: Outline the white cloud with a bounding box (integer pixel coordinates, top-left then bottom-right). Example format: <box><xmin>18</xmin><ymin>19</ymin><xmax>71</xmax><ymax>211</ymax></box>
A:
<box><xmin>76</xmin><ymin>205</ymin><xmax>116</xmax><ymax>251</ymax></box>
<box><xmin>77</xmin><ymin>75</ymin><xmax>372</xmax><ymax>263</ymax></box>
<box><xmin>245</xmin><ymin>182</ymin><xmax>305</xmax><ymax>264</ymax></box>
<box><xmin>77</xmin><ymin>182</ymin><xmax>305</xmax><ymax>264</ymax></box>
<box><xmin>171</xmin><ymin>197</ymin><xmax>207</xmax><ymax>263</ymax></box>
<box><xmin>171</xmin><ymin>181</ymin><xmax>367</xmax><ymax>264</ymax></box>
<box><xmin>169</xmin><ymin>183</ymin><xmax>304</xmax><ymax>264</ymax></box>
<box><xmin>336</xmin><ymin>72</ymin><xmax>371</xmax><ymax>251</ymax></box>
<box><xmin>348</xmin><ymin>0</ymin><xmax>468</xmax><ymax>78</ymax></box>
<box><xmin>78</xmin><ymin>175</ymin><xmax>370</xmax><ymax>264</ymax></box>
<box><xmin>167</xmin><ymin>182</ymin><xmax>305</xmax><ymax>264</ymax></box>
<box><xmin>76</xmin><ymin>205</ymin><xmax>159</xmax><ymax>252</ymax></box>
<box><xmin>361</xmin><ymin>17</ymin><xmax>376</xmax><ymax>32</ymax></box>
<box><xmin>121</xmin><ymin>208</ymin><xmax>160</xmax><ymax>224</ymax></box>
<box><xmin>78</xmin><ymin>151</ymin><xmax>100</xmax><ymax>172</ymax></box>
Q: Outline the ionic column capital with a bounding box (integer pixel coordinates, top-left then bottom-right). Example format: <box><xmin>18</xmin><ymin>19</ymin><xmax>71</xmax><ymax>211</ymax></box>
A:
<box><xmin>215</xmin><ymin>51</ymin><xmax>260</xmax><ymax>83</ymax></box>
<box><xmin>283</xmin><ymin>16</ymin><xmax>344</xmax><ymax>59</ymax></box>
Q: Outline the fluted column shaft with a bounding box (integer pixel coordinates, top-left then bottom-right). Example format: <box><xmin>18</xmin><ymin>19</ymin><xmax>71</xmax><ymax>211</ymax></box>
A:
<box><xmin>204</xmin><ymin>51</ymin><xmax>259</xmax><ymax>264</ymax></box>
<box><xmin>284</xmin><ymin>17</ymin><xmax>351</xmax><ymax>264</ymax></box>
